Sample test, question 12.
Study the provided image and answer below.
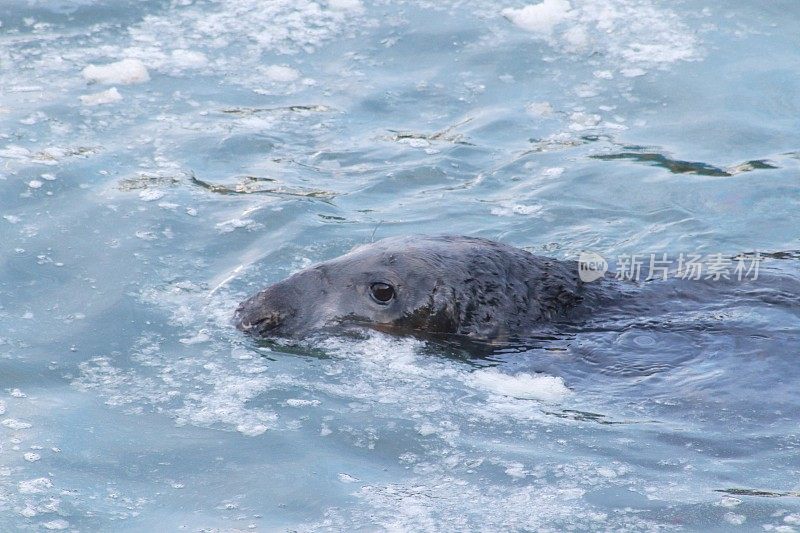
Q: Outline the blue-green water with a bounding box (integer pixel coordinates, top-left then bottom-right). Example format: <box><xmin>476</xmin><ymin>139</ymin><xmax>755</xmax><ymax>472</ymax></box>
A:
<box><xmin>1</xmin><ymin>0</ymin><xmax>799</xmax><ymax>530</ymax></box>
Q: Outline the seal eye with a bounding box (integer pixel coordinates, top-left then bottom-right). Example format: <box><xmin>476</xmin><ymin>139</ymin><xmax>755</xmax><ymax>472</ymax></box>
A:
<box><xmin>369</xmin><ymin>282</ymin><xmax>395</xmax><ymax>304</ymax></box>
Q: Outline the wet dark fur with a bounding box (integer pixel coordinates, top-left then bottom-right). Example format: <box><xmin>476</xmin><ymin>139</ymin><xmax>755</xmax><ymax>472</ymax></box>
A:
<box><xmin>234</xmin><ymin>235</ymin><xmax>594</xmax><ymax>342</ymax></box>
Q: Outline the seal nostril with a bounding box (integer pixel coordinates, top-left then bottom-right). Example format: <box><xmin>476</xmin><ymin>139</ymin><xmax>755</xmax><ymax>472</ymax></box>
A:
<box><xmin>235</xmin><ymin>307</ymin><xmax>285</xmax><ymax>335</ymax></box>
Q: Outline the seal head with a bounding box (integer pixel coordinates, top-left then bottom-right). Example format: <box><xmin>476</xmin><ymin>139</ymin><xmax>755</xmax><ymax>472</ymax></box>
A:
<box><xmin>234</xmin><ymin>235</ymin><xmax>584</xmax><ymax>341</ymax></box>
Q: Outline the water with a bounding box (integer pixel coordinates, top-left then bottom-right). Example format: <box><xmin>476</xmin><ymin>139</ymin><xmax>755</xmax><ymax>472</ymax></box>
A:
<box><xmin>1</xmin><ymin>0</ymin><xmax>799</xmax><ymax>530</ymax></box>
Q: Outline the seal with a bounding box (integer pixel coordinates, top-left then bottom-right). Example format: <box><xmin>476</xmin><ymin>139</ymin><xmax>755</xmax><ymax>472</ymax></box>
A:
<box><xmin>234</xmin><ymin>235</ymin><xmax>589</xmax><ymax>342</ymax></box>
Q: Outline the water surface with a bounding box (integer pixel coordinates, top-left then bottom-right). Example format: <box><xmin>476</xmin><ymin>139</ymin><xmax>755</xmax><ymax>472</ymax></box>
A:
<box><xmin>1</xmin><ymin>0</ymin><xmax>799</xmax><ymax>530</ymax></box>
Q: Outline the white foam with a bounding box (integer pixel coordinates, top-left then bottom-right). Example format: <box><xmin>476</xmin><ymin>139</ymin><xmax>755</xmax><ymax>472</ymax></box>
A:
<box><xmin>285</xmin><ymin>399</ymin><xmax>321</xmax><ymax>407</ymax></box>
<box><xmin>41</xmin><ymin>519</ymin><xmax>69</xmax><ymax>530</ymax></box>
<box><xmin>138</xmin><ymin>189</ymin><xmax>165</xmax><ymax>202</ymax></box>
<box><xmin>82</xmin><ymin>58</ymin><xmax>150</xmax><ymax>85</ymax></box>
<box><xmin>490</xmin><ymin>202</ymin><xmax>543</xmax><ymax>217</ymax></box>
<box><xmin>0</xmin><ymin>146</ymin><xmax>31</xmax><ymax>160</ymax></box>
<box><xmin>338</xmin><ymin>473</ymin><xmax>360</xmax><ymax>483</ymax></box>
<box><xmin>505</xmin><ymin>462</ymin><xmax>529</xmax><ymax>478</ymax></box>
<box><xmin>563</xmin><ymin>25</ymin><xmax>589</xmax><ymax>52</ymax></box>
<box><xmin>118</xmin><ymin>0</ymin><xmax>368</xmax><ymax>89</ymax></box>
<box><xmin>311</xmin><ymin>466</ymin><xmax>665</xmax><ymax>532</ymax></box>
<box><xmin>1</xmin><ymin>418</ymin><xmax>32</xmax><ymax>430</ymax></box>
<box><xmin>469</xmin><ymin>368</ymin><xmax>571</xmax><ymax>402</ymax></box>
<box><xmin>328</xmin><ymin>0</ymin><xmax>363</xmax><ymax>11</ymax></box>
<box><xmin>568</xmin><ymin>111</ymin><xmax>601</xmax><ymax>131</ymax></box>
<box><xmin>724</xmin><ymin>512</ymin><xmax>746</xmax><ymax>526</ymax></box>
<box><xmin>170</xmin><ymin>49</ymin><xmax>208</xmax><ymax>68</ymax></box>
<box><xmin>526</xmin><ymin>101</ymin><xmax>554</xmax><ymax>117</ymax></box>
<box><xmin>262</xmin><ymin>65</ymin><xmax>301</xmax><ymax>83</ymax></box>
<box><xmin>502</xmin><ymin>0</ymin><xmax>573</xmax><ymax>35</ymax></box>
<box><xmin>502</xmin><ymin>0</ymin><xmax>701</xmax><ymax>70</ymax></box>
<box><xmin>18</xmin><ymin>478</ymin><xmax>52</xmax><ymax>494</ymax></box>
<box><xmin>621</xmin><ymin>67</ymin><xmax>647</xmax><ymax>78</ymax></box>
<box><xmin>215</xmin><ymin>217</ymin><xmax>262</xmax><ymax>233</ymax></box>
<box><xmin>79</xmin><ymin>87</ymin><xmax>122</xmax><ymax>106</ymax></box>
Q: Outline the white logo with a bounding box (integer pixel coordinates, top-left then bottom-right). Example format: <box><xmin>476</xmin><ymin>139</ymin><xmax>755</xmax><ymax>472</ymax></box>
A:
<box><xmin>578</xmin><ymin>251</ymin><xmax>608</xmax><ymax>282</ymax></box>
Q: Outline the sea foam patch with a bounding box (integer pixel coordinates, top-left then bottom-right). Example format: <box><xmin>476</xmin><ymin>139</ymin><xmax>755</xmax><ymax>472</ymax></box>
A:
<box><xmin>469</xmin><ymin>368</ymin><xmax>571</xmax><ymax>402</ymax></box>
<box><xmin>79</xmin><ymin>87</ymin><xmax>122</xmax><ymax>106</ymax></box>
<box><xmin>82</xmin><ymin>59</ymin><xmax>150</xmax><ymax>85</ymax></box>
<box><xmin>502</xmin><ymin>0</ymin><xmax>573</xmax><ymax>36</ymax></box>
<box><xmin>502</xmin><ymin>0</ymin><xmax>701</xmax><ymax>69</ymax></box>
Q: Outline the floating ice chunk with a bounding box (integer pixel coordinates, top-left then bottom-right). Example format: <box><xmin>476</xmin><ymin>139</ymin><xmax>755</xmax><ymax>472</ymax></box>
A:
<box><xmin>563</xmin><ymin>25</ymin><xmax>589</xmax><ymax>51</ymax></box>
<box><xmin>623</xmin><ymin>43</ymin><xmax>695</xmax><ymax>64</ymax></box>
<box><xmin>135</xmin><ymin>230</ymin><xmax>157</xmax><ymax>240</ymax></box>
<box><xmin>526</xmin><ymin>101</ymin><xmax>553</xmax><ymax>117</ymax></box>
<box><xmin>469</xmin><ymin>368</ymin><xmax>571</xmax><ymax>401</ymax></box>
<box><xmin>24</xmin><ymin>452</ymin><xmax>41</xmax><ymax>462</ymax></box>
<box><xmin>541</xmin><ymin>167</ymin><xmax>565</xmax><ymax>178</ymax></box>
<box><xmin>28</xmin><ymin>180</ymin><xmax>43</xmax><ymax>189</ymax></box>
<box><xmin>236</xmin><ymin>422</ymin><xmax>268</xmax><ymax>436</ymax></box>
<box><xmin>715</xmin><ymin>496</ymin><xmax>742</xmax><ymax>508</ymax></box>
<box><xmin>596</xmin><ymin>466</ymin><xmax>617</xmax><ymax>478</ymax></box>
<box><xmin>621</xmin><ymin>67</ymin><xmax>647</xmax><ymax>78</ymax></box>
<box><xmin>10</xmin><ymin>389</ymin><xmax>26</xmax><ymax>398</ymax></box>
<box><xmin>18</xmin><ymin>504</ymin><xmax>38</xmax><ymax>518</ymax></box>
<box><xmin>574</xmin><ymin>84</ymin><xmax>599</xmax><ymax>98</ymax></box>
<box><xmin>0</xmin><ymin>145</ymin><xmax>32</xmax><ymax>159</ymax></box>
<box><xmin>417</xmin><ymin>422</ymin><xmax>438</xmax><ymax>436</ymax></box>
<box><xmin>19</xmin><ymin>112</ymin><xmax>45</xmax><ymax>125</ymax></box>
<box><xmin>505</xmin><ymin>462</ymin><xmax>528</xmax><ymax>478</ymax></box>
<box><xmin>3</xmin><ymin>215</ymin><xmax>20</xmax><ymax>224</ymax></box>
<box><xmin>138</xmin><ymin>189</ymin><xmax>165</xmax><ymax>202</ymax></box>
<box><xmin>490</xmin><ymin>202</ymin><xmax>542</xmax><ymax>217</ymax></box>
<box><xmin>568</xmin><ymin>111</ymin><xmax>601</xmax><ymax>131</ymax></box>
<box><xmin>406</xmin><ymin>138</ymin><xmax>429</xmax><ymax>148</ymax></box>
<box><xmin>10</xmin><ymin>85</ymin><xmax>43</xmax><ymax>93</ymax></box>
<box><xmin>285</xmin><ymin>399</ymin><xmax>321</xmax><ymax>407</ymax></box>
<box><xmin>79</xmin><ymin>87</ymin><xmax>123</xmax><ymax>106</ymax></box>
<box><xmin>338</xmin><ymin>473</ymin><xmax>360</xmax><ymax>483</ymax></box>
<box><xmin>328</xmin><ymin>0</ymin><xmax>363</xmax><ymax>11</ymax></box>
<box><xmin>262</xmin><ymin>65</ymin><xmax>301</xmax><ymax>83</ymax></box>
<box><xmin>18</xmin><ymin>477</ymin><xmax>52</xmax><ymax>494</ymax></box>
<box><xmin>178</xmin><ymin>330</ymin><xmax>210</xmax><ymax>345</ymax></box>
<box><xmin>170</xmin><ymin>49</ymin><xmax>208</xmax><ymax>68</ymax></box>
<box><xmin>42</xmin><ymin>520</ymin><xmax>69</xmax><ymax>530</ymax></box>
<box><xmin>216</xmin><ymin>218</ymin><xmax>261</xmax><ymax>233</ymax></box>
<box><xmin>2</xmin><ymin>418</ymin><xmax>33</xmax><ymax>430</ymax></box>
<box><xmin>82</xmin><ymin>58</ymin><xmax>150</xmax><ymax>85</ymax></box>
<box><xmin>723</xmin><ymin>512</ymin><xmax>746</xmax><ymax>525</ymax></box>
<box><xmin>0</xmin><ymin>400</ymin><xmax>5</xmax><ymax>414</ymax></box>
<box><xmin>502</xmin><ymin>0</ymin><xmax>573</xmax><ymax>35</ymax></box>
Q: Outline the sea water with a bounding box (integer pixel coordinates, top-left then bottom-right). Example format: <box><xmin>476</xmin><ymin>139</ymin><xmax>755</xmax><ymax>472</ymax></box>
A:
<box><xmin>1</xmin><ymin>0</ymin><xmax>799</xmax><ymax>530</ymax></box>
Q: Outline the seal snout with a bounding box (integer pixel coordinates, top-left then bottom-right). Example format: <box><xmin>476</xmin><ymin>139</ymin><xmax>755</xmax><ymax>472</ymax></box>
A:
<box><xmin>234</xmin><ymin>287</ymin><xmax>292</xmax><ymax>336</ymax></box>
